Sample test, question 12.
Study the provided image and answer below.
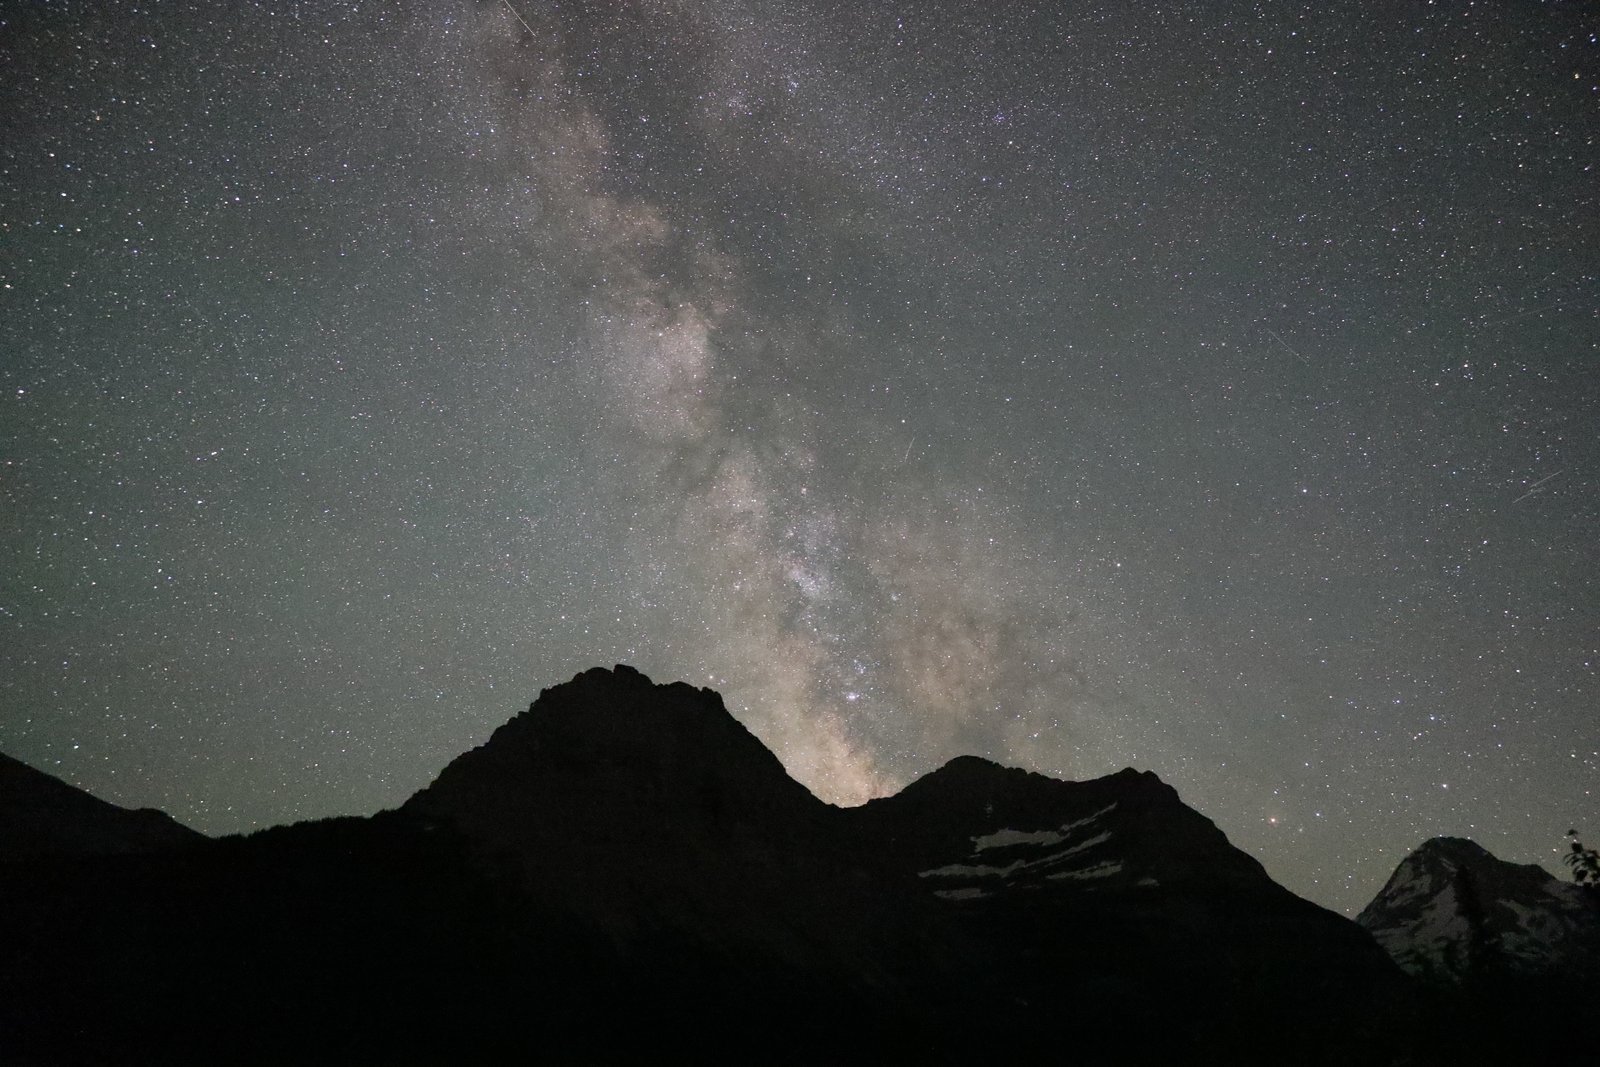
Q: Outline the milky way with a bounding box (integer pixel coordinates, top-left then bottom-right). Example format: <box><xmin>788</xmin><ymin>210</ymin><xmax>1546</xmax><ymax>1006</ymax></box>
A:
<box><xmin>2</xmin><ymin>1</ymin><xmax>1595</xmax><ymax>914</ymax></box>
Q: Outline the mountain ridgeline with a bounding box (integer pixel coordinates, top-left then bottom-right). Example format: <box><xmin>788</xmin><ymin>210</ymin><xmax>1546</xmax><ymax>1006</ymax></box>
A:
<box><xmin>2</xmin><ymin>666</ymin><xmax>1595</xmax><ymax>1064</ymax></box>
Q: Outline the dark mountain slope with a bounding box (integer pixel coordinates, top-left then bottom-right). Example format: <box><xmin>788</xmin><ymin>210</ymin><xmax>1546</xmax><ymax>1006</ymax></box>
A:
<box><xmin>0</xmin><ymin>751</ymin><xmax>202</xmax><ymax>859</ymax></box>
<box><xmin>0</xmin><ymin>808</ymin><xmax>575</xmax><ymax>1065</ymax></box>
<box><xmin>841</xmin><ymin>754</ymin><xmax>1409</xmax><ymax>1059</ymax></box>
<box><xmin>403</xmin><ymin>664</ymin><xmax>832</xmax><ymax>908</ymax></box>
<box><xmin>841</xmin><ymin>755</ymin><xmax>1270</xmax><ymax>893</ymax></box>
<box><xmin>401</xmin><ymin>665</ymin><xmax>952</xmax><ymax>1050</ymax></box>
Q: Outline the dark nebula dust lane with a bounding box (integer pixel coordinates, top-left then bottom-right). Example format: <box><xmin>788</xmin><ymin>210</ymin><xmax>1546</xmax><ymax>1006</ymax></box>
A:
<box><xmin>2</xmin><ymin>1</ymin><xmax>1595</xmax><ymax>914</ymax></box>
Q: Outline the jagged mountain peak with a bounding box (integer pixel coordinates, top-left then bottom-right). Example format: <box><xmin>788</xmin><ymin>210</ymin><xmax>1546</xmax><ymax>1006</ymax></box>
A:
<box><xmin>906</xmin><ymin>754</ymin><xmax>1161</xmax><ymax>797</ymax></box>
<box><xmin>414</xmin><ymin>664</ymin><xmax>806</xmax><ymax>798</ymax></box>
<box><xmin>1363</xmin><ymin>835</ymin><xmax>1569</xmax><ymax>916</ymax></box>
<box><xmin>1357</xmin><ymin>835</ymin><xmax>1600</xmax><ymax>982</ymax></box>
<box><xmin>401</xmin><ymin>665</ymin><xmax>827</xmax><ymax>871</ymax></box>
<box><xmin>846</xmin><ymin>750</ymin><xmax>1272</xmax><ymax>900</ymax></box>
<box><xmin>1412</xmin><ymin>836</ymin><xmax>1496</xmax><ymax>863</ymax></box>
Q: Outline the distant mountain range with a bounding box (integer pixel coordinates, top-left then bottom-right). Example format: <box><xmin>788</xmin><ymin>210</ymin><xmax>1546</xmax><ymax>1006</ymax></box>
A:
<box><xmin>2</xmin><ymin>666</ymin><xmax>1595</xmax><ymax>1064</ymax></box>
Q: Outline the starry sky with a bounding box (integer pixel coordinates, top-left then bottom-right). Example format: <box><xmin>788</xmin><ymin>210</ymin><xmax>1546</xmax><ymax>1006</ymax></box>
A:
<box><xmin>2</xmin><ymin>0</ymin><xmax>1595</xmax><ymax>914</ymax></box>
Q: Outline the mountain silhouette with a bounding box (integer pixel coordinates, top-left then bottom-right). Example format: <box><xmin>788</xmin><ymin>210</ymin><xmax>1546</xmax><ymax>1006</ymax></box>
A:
<box><xmin>2</xmin><ymin>665</ymin><xmax>1584</xmax><ymax>1064</ymax></box>
<box><xmin>0</xmin><ymin>751</ymin><xmax>202</xmax><ymax>859</ymax></box>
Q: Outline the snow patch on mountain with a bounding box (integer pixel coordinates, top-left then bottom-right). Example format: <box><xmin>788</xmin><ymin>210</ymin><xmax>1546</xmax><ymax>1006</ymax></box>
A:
<box><xmin>921</xmin><ymin>860</ymin><xmax>1021</xmax><ymax>880</ymax></box>
<box><xmin>1365</xmin><ymin>879</ymin><xmax>1473</xmax><ymax>977</ymax></box>
<box><xmin>1048</xmin><ymin>859</ymin><xmax>1123</xmax><ymax>881</ymax></box>
<box><xmin>934</xmin><ymin>887</ymin><xmax>989</xmax><ymax>901</ymax></box>
<box><xmin>920</xmin><ymin>830</ymin><xmax>1113</xmax><ymax>881</ymax></box>
<box><xmin>972</xmin><ymin>802</ymin><xmax>1118</xmax><ymax>852</ymax></box>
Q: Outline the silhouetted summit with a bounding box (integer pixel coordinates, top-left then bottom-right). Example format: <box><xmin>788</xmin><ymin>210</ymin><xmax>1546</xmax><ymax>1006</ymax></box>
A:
<box><xmin>401</xmin><ymin>665</ymin><xmax>890</xmax><ymax>986</ymax></box>
<box><xmin>407</xmin><ymin>664</ymin><xmax>822</xmax><ymax>842</ymax></box>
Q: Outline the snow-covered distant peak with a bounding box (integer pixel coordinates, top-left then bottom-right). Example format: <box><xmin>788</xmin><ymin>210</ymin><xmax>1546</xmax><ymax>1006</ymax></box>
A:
<box><xmin>1357</xmin><ymin>836</ymin><xmax>1600</xmax><ymax>982</ymax></box>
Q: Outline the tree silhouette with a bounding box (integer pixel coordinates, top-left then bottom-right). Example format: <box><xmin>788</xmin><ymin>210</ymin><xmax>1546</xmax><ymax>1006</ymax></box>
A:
<box><xmin>1564</xmin><ymin>830</ymin><xmax>1599</xmax><ymax>889</ymax></box>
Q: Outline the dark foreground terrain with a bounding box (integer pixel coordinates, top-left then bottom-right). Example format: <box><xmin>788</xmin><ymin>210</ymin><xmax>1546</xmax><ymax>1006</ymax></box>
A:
<box><xmin>3</xmin><ymin>667</ymin><xmax>1594</xmax><ymax>1064</ymax></box>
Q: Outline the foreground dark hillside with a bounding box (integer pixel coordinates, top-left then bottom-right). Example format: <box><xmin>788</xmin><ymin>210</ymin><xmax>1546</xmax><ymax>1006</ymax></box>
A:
<box><xmin>0</xmin><ymin>751</ymin><xmax>201</xmax><ymax>859</ymax></box>
<box><xmin>2</xmin><ymin>666</ymin><xmax>1592</xmax><ymax>1064</ymax></box>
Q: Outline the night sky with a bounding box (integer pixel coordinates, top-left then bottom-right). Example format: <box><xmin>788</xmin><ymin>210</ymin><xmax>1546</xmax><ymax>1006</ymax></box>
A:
<box><xmin>3</xmin><ymin>1</ymin><xmax>1594</xmax><ymax>915</ymax></box>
